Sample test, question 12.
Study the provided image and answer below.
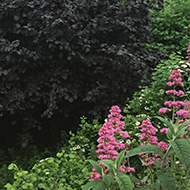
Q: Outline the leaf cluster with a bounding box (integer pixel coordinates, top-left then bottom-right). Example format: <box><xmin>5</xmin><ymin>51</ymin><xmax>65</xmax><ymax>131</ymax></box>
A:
<box><xmin>147</xmin><ymin>0</ymin><xmax>190</xmax><ymax>56</ymax></box>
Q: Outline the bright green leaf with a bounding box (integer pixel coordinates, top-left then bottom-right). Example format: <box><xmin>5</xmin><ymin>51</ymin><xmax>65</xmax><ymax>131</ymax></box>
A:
<box><xmin>88</xmin><ymin>160</ymin><xmax>103</xmax><ymax>176</ymax></box>
<box><xmin>82</xmin><ymin>180</ymin><xmax>103</xmax><ymax>190</ymax></box>
<box><xmin>125</xmin><ymin>145</ymin><xmax>163</xmax><ymax>159</ymax></box>
<box><xmin>98</xmin><ymin>159</ymin><xmax>114</xmax><ymax>173</ymax></box>
<box><xmin>115</xmin><ymin>172</ymin><xmax>133</xmax><ymax>190</ymax></box>
<box><xmin>115</xmin><ymin>149</ymin><xmax>125</xmax><ymax>170</ymax></box>
<box><xmin>171</xmin><ymin>138</ymin><xmax>190</xmax><ymax>168</ymax></box>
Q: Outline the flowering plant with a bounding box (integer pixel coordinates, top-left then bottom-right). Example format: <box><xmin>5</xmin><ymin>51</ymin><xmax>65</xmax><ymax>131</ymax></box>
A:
<box><xmin>83</xmin><ymin>71</ymin><xmax>190</xmax><ymax>190</ymax></box>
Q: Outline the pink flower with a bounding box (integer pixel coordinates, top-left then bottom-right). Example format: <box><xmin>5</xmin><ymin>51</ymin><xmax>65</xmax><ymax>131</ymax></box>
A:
<box><xmin>167</xmin><ymin>70</ymin><xmax>183</xmax><ymax>86</ymax></box>
<box><xmin>186</xmin><ymin>69</ymin><xmax>190</xmax><ymax>71</ymax></box>
<box><xmin>160</xmin><ymin>128</ymin><xmax>168</xmax><ymax>134</ymax></box>
<box><xmin>179</xmin><ymin>119</ymin><xmax>184</xmax><ymax>125</ymax></box>
<box><xmin>159</xmin><ymin>108</ymin><xmax>168</xmax><ymax>113</ymax></box>
<box><xmin>127</xmin><ymin>167</ymin><xmax>135</xmax><ymax>172</ymax></box>
<box><xmin>157</xmin><ymin>141</ymin><xmax>168</xmax><ymax>151</ymax></box>
<box><xmin>91</xmin><ymin>105</ymin><xmax>131</xmax><ymax>181</ymax></box>
<box><xmin>165</xmin><ymin>90</ymin><xmax>184</xmax><ymax>96</ymax></box>
<box><xmin>176</xmin><ymin>109</ymin><xmax>189</xmax><ymax>118</ymax></box>
<box><xmin>90</xmin><ymin>168</ymin><xmax>102</xmax><ymax>181</ymax></box>
<box><xmin>118</xmin><ymin>165</ymin><xmax>127</xmax><ymax>172</ymax></box>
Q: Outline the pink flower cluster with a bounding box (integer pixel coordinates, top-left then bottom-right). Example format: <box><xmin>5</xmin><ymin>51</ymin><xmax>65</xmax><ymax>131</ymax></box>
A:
<box><xmin>140</xmin><ymin>120</ymin><xmax>157</xmax><ymax>145</ymax></box>
<box><xmin>158</xmin><ymin>68</ymin><xmax>190</xmax><ymax>139</ymax></box>
<box><xmin>167</xmin><ymin>70</ymin><xmax>183</xmax><ymax>86</ymax></box>
<box><xmin>160</xmin><ymin>128</ymin><xmax>167</xmax><ymax>134</ymax></box>
<box><xmin>159</xmin><ymin>108</ymin><xmax>168</xmax><ymax>114</ymax></box>
<box><xmin>164</xmin><ymin>101</ymin><xmax>186</xmax><ymax>109</ymax></box>
<box><xmin>90</xmin><ymin>105</ymin><xmax>134</xmax><ymax>181</ymax></box>
<box><xmin>186</xmin><ymin>42</ymin><xmax>190</xmax><ymax>63</ymax></box>
<box><xmin>159</xmin><ymin>69</ymin><xmax>190</xmax><ymax>122</ymax></box>
<box><xmin>139</xmin><ymin>120</ymin><xmax>168</xmax><ymax>166</ymax></box>
<box><xmin>165</xmin><ymin>90</ymin><xmax>184</xmax><ymax>96</ymax></box>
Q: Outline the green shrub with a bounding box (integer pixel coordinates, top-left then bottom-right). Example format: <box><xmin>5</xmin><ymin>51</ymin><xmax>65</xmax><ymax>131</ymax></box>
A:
<box><xmin>4</xmin><ymin>117</ymin><xmax>102</xmax><ymax>190</ymax></box>
<box><xmin>69</xmin><ymin>116</ymin><xmax>102</xmax><ymax>160</ymax></box>
<box><xmin>5</xmin><ymin>149</ymin><xmax>91</xmax><ymax>190</ymax></box>
<box><xmin>147</xmin><ymin>0</ymin><xmax>190</xmax><ymax>56</ymax></box>
<box><xmin>128</xmin><ymin>53</ymin><xmax>190</xmax><ymax>118</ymax></box>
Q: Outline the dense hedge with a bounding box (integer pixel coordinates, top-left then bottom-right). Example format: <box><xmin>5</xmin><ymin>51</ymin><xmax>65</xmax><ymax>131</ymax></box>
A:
<box><xmin>0</xmin><ymin>0</ymin><xmax>168</xmax><ymax>148</ymax></box>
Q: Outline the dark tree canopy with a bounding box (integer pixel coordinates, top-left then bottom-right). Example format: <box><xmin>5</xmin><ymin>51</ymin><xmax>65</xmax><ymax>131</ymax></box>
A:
<box><xmin>0</xmin><ymin>0</ymin><xmax>168</xmax><ymax>148</ymax></box>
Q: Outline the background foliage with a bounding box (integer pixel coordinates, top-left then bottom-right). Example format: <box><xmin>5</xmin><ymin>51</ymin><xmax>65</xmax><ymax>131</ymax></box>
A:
<box><xmin>147</xmin><ymin>0</ymin><xmax>190</xmax><ymax>56</ymax></box>
<box><xmin>0</xmin><ymin>0</ymin><xmax>168</xmax><ymax>149</ymax></box>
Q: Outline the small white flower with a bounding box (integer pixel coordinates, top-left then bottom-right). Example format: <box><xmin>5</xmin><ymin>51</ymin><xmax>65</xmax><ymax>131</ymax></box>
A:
<box><xmin>176</xmin><ymin>161</ymin><xmax>180</xmax><ymax>164</ymax></box>
<box><xmin>135</xmin><ymin>121</ymin><xmax>140</xmax><ymax>126</ymax></box>
<box><xmin>181</xmin><ymin>64</ymin><xmax>187</xmax><ymax>68</ymax></box>
<box><xmin>46</xmin><ymin>172</ymin><xmax>49</xmax><ymax>175</ymax></box>
<box><xmin>126</xmin><ymin>140</ymin><xmax>131</xmax><ymax>144</ymax></box>
<box><xmin>39</xmin><ymin>159</ymin><xmax>44</xmax><ymax>162</ymax></box>
<box><xmin>135</xmin><ymin>133</ymin><xmax>141</xmax><ymax>137</ymax></box>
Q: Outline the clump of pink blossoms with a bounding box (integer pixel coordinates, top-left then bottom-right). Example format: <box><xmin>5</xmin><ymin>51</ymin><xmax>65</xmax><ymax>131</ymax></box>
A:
<box><xmin>139</xmin><ymin>120</ymin><xmax>168</xmax><ymax>166</ymax></box>
<box><xmin>90</xmin><ymin>105</ymin><xmax>134</xmax><ymax>181</ymax></box>
<box><xmin>186</xmin><ymin>42</ymin><xmax>190</xmax><ymax>63</ymax></box>
<box><xmin>159</xmin><ymin>69</ymin><xmax>190</xmax><ymax>127</ymax></box>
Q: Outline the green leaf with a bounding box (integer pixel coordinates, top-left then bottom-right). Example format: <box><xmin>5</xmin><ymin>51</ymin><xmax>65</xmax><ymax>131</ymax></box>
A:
<box><xmin>56</xmin><ymin>152</ymin><xmax>63</xmax><ymax>158</ymax></box>
<box><xmin>179</xmin><ymin>120</ymin><xmax>190</xmax><ymax>129</ymax></box>
<box><xmin>154</xmin><ymin>159</ymin><xmax>162</xmax><ymax>168</ymax></box>
<box><xmin>154</xmin><ymin>116</ymin><xmax>173</xmax><ymax>132</ymax></box>
<box><xmin>176</xmin><ymin>126</ymin><xmax>187</xmax><ymax>138</ymax></box>
<box><xmin>88</xmin><ymin>160</ymin><xmax>103</xmax><ymax>176</ymax></box>
<box><xmin>92</xmin><ymin>181</ymin><xmax>106</xmax><ymax>190</ymax></box>
<box><xmin>102</xmin><ymin>173</ymin><xmax>114</xmax><ymax>187</ymax></box>
<box><xmin>129</xmin><ymin>175</ymin><xmax>141</xmax><ymax>183</ymax></box>
<box><xmin>170</xmin><ymin>138</ymin><xmax>190</xmax><ymax>168</ymax></box>
<box><xmin>38</xmin><ymin>183</ymin><xmax>47</xmax><ymax>189</ymax></box>
<box><xmin>115</xmin><ymin>149</ymin><xmax>125</xmax><ymax>170</ymax></box>
<box><xmin>125</xmin><ymin>145</ymin><xmax>163</xmax><ymax>159</ymax></box>
<box><xmin>98</xmin><ymin>159</ymin><xmax>114</xmax><ymax>173</ymax></box>
<box><xmin>158</xmin><ymin>171</ymin><xmax>176</xmax><ymax>190</ymax></box>
<box><xmin>82</xmin><ymin>180</ymin><xmax>103</xmax><ymax>190</ymax></box>
<box><xmin>69</xmin><ymin>153</ymin><xmax>76</xmax><ymax>159</ymax></box>
<box><xmin>8</xmin><ymin>164</ymin><xmax>14</xmax><ymax>170</ymax></box>
<box><xmin>167</xmin><ymin>128</ymin><xmax>173</xmax><ymax>140</ymax></box>
<box><xmin>115</xmin><ymin>172</ymin><xmax>133</xmax><ymax>190</ymax></box>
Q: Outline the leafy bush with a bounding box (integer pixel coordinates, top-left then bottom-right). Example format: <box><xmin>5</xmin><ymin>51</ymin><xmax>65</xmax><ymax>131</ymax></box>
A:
<box><xmin>128</xmin><ymin>53</ymin><xmax>190</xmax><ymax>118</ymax></box>
<box><xmin>3</xmin><ymin>117</ymin><xmax>102</xmax><ymax>189</ymax></box>
<box><xmin>0</xmin><ymin>0</ymin><xmax>168</xmax><ymax>149</ymax></box>
<box><xmin>5</xmin><ymin>150</ymin><xmax>91</xmax><ymax>190</ymax></box>
<box><xmin>148</xmin><ymin>0</ymin><xmax>190</xmax><ymax>56</ymax></box>
<box><xmin>69</xmin><ymin>116</ymin><xmax>102</xmax><ymax>160</ymax></box>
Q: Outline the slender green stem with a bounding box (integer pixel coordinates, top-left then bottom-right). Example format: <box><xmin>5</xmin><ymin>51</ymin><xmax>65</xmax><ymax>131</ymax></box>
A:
<box><xmin>161</xmin><ymin>145</ymin><xmax>172</xmax><ymax>172</ymax></box>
